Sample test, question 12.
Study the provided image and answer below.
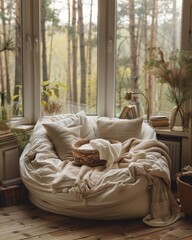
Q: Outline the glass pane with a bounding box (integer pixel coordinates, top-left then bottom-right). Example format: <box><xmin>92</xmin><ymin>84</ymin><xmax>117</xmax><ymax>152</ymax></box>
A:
<box><xmin>0</xmin><ymin>0</ymin><xmax>22</xmax><ymax>121</ymax></box>
<box><xmin>116</xmin><ymin>0</ymin><xmax>182</xmax><ymax>120</ymax></box>
<box><xmin>41</xmin><ymin>0</ymin><xmax>98</xmax><ymax>116</ymax></box>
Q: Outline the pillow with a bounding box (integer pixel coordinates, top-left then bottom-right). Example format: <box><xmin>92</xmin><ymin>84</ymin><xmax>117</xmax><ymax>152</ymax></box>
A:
<box><xmin>43</xmin><ymin>117</ymin><xmax>81</xmax><ymax>160</ymax></box>
<box><xmin>97</xmin><ymin>117</ymin><xmax>143</xmax><ymax>142</ymax></box>
<box><xmin>77</xmin><ymin>111</ymin><xmax>95</xmax><ymax>139</ymax></box>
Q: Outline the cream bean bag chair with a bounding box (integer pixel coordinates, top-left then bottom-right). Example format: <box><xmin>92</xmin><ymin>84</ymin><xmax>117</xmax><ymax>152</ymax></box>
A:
<box><xmin>20</xmin><ymin>111</ymin><xmax>181</xmax><ymax>227</ymax></box>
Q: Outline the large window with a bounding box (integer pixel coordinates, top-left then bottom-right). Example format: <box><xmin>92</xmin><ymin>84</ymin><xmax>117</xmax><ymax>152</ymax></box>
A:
<box><xmin>115</xmin><ymin>0</ymin><xmax>182</xmax><ymax>119</ymax></box>
<box><xmin>41</xmin><ymin>0</ymin><xmax>98</xmax><ymax>116</ymax></box>
<box><xmin>0</xmin><ymin>0</ymin><xmax>23</xmax><ymax>121</ymax></box>
<box><xmin>1</xmin><ymin>0</ymin><xmax>191</xmax><ymax>124</ymax></box>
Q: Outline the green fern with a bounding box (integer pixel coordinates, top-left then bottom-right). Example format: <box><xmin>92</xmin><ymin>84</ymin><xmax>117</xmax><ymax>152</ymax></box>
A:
<box><xmin>0</xmin><ymin>39</ymin><xmax>15</xmax><ymax>53</ymax></box>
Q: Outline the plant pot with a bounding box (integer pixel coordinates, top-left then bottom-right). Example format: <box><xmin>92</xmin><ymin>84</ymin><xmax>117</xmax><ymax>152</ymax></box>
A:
<box><xmin>176</xmin><ymin>172</ymin><xmax>192</xmax><ymax>217</ymax></box>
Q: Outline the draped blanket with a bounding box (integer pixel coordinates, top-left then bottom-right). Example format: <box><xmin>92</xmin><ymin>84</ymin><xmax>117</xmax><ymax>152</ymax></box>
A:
<box><xmin>21</xmin><ymin>136</ymin><xmax>181</xmax><ymax>227</ymax></box>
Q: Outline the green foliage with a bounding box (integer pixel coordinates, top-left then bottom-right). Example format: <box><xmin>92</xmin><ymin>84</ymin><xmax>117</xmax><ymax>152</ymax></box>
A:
<box><xmin>11</xmin><ymin>80</ymin><xmax>67</xmax><ymax>115</ymax></box>
<box><xmin>44</xmin><ymin>0</ymin><xmax>60</xmax><ymax>27</ymax></box>
<box><xmin>0</xmin><ymin>39</ymin><xmax>15</xmax><ymax>53</ymax></box>
<box><xmin>42</xmin><ymin>80</ymin><xmax>67</xmax><ymax>99</ymax></box>
<box><xmin>12</xmin><ymin>129</ymin><xmax>32</xmax><ymax>151</ymax></box>
<box><xmin>41</xmin><ymin>80</ymin><xmax>67</xmax><ymax>115</ymax></box>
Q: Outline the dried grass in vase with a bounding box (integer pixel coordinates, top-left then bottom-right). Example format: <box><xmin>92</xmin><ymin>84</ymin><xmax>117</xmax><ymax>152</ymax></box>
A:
<box><xmin>144</xmin><ymin>48</ymin><xmax>192</xmax><ymax>131</ymax></box>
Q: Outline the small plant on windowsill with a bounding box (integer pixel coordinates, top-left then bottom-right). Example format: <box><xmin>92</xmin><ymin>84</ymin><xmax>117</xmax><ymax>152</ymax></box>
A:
<box><xmin>144</xmin><ymin>48</ymin><xmax>192</xmax><ymax>131</ymax></box>
<box><xmin>41</xmin><ymin>80</ymin><xmax>66</xmax><ymax>115</ymax></box>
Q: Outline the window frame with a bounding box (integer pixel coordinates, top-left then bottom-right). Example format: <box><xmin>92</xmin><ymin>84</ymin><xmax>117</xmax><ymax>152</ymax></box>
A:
<box><xmin>15</xmin><ymin>0</ymin><xmax>192</xmax><ymax>125</ymax></box>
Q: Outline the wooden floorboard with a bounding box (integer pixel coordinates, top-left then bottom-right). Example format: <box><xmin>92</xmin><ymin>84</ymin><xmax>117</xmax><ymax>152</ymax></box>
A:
<box><xmin>0</xmin><ymin>202</ymin><xmax>192</xmax><ymax>240</ymax></box>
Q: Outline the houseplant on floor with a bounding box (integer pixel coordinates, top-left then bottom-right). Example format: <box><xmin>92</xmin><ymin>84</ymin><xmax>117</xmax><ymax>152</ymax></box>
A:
<box><xmin>144</xmin><ymin>48</ymin><xmax>192</xmax><ymax>131</ymax></box>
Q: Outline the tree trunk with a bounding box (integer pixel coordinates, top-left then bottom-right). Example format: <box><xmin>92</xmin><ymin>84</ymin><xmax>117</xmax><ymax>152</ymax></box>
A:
<box><xmin>41</xmin><ymin>0</ymin><xmax>49</xmax><ymax>102</ymax></box>
<box><xmin>72</xmin><ymin>0</ymin><xmax>78</xmax><ymax>111</ymax></box>
<box><xmin>128</xmin><ymin>0</ymin><xmax>138</xmax><ymax>91</ymax></box>
<box><xmin>87</xmin><ymin>0</ymin><xmax>93</xmax><ymax>109</ymax></box>
<box><xmin>143</xmin><ymin>0</ymin><xmax>148</xmax><ymax>96</ymax></box>
<box><xmin>1</xmin><ymin>0</ymin><xmax>11</xmax><ymax>105</ymax></box>
<box><xmin>66</xmin><ymin>0</ymin><xmax>72</xmax><ymax>112</ymax></box>
<box><xmin>128</xmin><ymin>0</ymin><xmax>139</xmax><ymax>113</ymax></box>
<box><xmin>14</xmin><ymin>0</ymin><xmax>21</xmax><ymax>115</ymax></box>
<box><xmin>148</xmin><ymin>0</ymin><xmax>158</xmax><ymax>115</ymax></box>
<box><xmin>172</xmin><ymin>0</ymin><xmax>177</xmax><ymax>51</ymax></box>
<box><xmin>48</xmin><ymin>0</ymin><xmax>56</xmax><ymax>81</ymax></box>
<box><xmin>0</xmin><ymin>36</ymin><xmax>5</xmax><ymax>99</ymax></box>
<box><xmin>78</xmin><ymin>0</ymin><xmax>86</xmax><ymax>110</ymax></box>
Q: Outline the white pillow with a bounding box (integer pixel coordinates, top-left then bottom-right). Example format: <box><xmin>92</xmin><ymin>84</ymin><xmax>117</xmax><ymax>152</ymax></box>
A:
<box><xmin>43</xmin><ymin>117</ymin><xmax>81</xmax><ymax>160</ymax></box>
<box><xmin>76</xmin><ymin>111</ymin><xmax>95</xmax><ymax>139</ymax></box>
<box><xmin>97</xmin><ymin>117</ymin><xmax>143</xmax><ymax>142</ymax></box>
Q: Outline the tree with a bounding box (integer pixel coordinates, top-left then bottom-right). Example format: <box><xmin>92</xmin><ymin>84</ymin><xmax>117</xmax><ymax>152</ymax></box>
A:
<box><xmin>66</xmin><ymin>0</ymin><xmax>73</xmax><ymax>112</ymax></box>
<box><xmin>0</xmin><ymin>36</ymin><xmax>5</xmax><ymax>98</ymax></box>
<box><xmin>78</xmin><ymin>0</ymin><xmax>86</xmax><ymax>110</ymax></box>
<box><xmin>13</xmin><ymin>0</ymin><xmax>21</xmax><ymax>115</ymax></box>
<box><xmin>87</xmin><ymin>0</ymin><xmax>93</xmax><ymax>109</ymax></box>
<box><xmin>147</xmin><ymin>0</ymin><xmax>158</xmax><ymax>114</ymax></box>
<box><xmin>1</xmin><ymin>0</ymin><xmax>11</xmax><ymax>104</ymax></box>
<box><xmin>128</xmin><ymin>0</ymin><xmax>141</xmax><ymax>114</ymax></box>
<box><xmin>41</xmin><ymin>0</ymin><xmax>49</xmax><ymax>103</ymax></box>
<box><xmin>46</xmin><ymin>0</ymin><xmax>60</xmax><ymax>80</ymax></box>
<box><xmin>72</xmin><ymin>0</ymin><xmax>78</xmax><ymax>110</ymax></box>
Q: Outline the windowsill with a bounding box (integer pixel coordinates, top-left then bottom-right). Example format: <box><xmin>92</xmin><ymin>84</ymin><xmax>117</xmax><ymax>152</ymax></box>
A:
<box><xmin>154</xmin><ymin>127</ymin><xmax>189</xmax><ymax>138</ymax></box>
<box><xmin>12</xmin><ymin>125</ymin><xmax>34</xmax><ymax>132</ymax></box>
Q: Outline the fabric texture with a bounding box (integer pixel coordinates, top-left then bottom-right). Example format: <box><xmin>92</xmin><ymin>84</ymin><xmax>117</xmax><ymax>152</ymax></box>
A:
<box><xmin>90</xmin><ymin>138</ymin><xmax>122</xmax><ymax>168</ymax></box>
<box><xmin>20</xmin><ymin>115</ymin><xmax>181</xmax><ymax>227</ymax></box>
<box><xmin>97</xmin><ymin>117</ymin><xmax>143</xmax><ymax>142</ymax></box>
<box><xmin>42</xmin><ymin>110</ymin><xmax>95</xmax><ymax>160</ymax></box>
<box><xmin>43</xmin><ymin>117</ymin><xmax>81</xmax><ymax>160</ymax></box>
<box><xmin>77</xmin><ymin>111</ymin><xmax>95</xmax><ymax>139</ymax></box>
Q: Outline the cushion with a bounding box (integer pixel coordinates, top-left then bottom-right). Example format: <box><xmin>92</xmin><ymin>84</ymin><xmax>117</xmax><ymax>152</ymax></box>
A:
<box><xmin>43</xmin><ymin>117</ymin><xmax>81</xmax><ymax>160</ymax></box>
<box><xmin>42</xmin><ymin>110</ymin><xmax>95</xmax><ymax>160</ymax></box>
<box><xmin>97</xmin><ymin>117</ymin><xmax>143</xmax><ymax>142</ymax></box>
<box><xmin>76</xmin><ymin>111</ymin><xmax>95</xmax><ymax>139</ymax></box>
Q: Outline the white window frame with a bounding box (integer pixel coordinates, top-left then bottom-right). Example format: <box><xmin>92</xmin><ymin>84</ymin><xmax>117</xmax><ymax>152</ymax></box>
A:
<box><xmin>16</xmin><ymin>0</ymin><xmax>192</xmax><ymax>125</ymax></box>
<box><xmin>98</xmin><ymin>0</ymin><xmax>116</xmax><ymax>117</ymax></box>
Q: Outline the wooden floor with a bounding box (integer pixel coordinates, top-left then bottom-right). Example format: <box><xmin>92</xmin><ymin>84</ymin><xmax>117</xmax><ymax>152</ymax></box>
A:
<box><xmin>0</xmin><ymin>202</ymin><xmax>192</xmax><ymax>240</ymax></box>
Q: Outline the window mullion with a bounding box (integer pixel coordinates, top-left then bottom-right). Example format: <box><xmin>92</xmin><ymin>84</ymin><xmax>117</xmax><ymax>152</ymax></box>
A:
<box><xmin>98</xmin><ymin>0</ymin><xmax>116</xmax><ymax>117</ymax></box>
<box><xmin>97</xmin><ymin>0</ymin><xmax>107</xmax><ymax>116</ymax></box>
<box><xmin>105</xmin><ymin>0</ymin><xmax>116</xmax><ymax>117</ymax></box>
<box><xmin>20</xmin><ymin>0</ymin><xmax>34</xmax><ymax>124</ymax></box>
<box><xmin>32</xmin><ymin>0</ymin><xmax>41</xmax><ymax>122</ymax></box>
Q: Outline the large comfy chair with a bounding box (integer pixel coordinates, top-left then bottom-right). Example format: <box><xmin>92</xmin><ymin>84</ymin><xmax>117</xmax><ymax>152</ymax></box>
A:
<box><xmin>20</xmin><ymin>111</ymin><xmax>181</xmax><ymax>227</ymax></box>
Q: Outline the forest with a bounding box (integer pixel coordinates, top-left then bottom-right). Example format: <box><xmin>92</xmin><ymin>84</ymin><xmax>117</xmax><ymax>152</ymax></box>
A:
<box><xmin>0</xmin><ymin>0</ymin><xmax>181</xmax><ymax>120</ymax></box>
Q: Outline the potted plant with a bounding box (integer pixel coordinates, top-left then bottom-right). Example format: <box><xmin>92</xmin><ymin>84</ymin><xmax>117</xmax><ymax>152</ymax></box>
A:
<box><xmin>144</xmin><ymin>48</ymin><xmax>192</xmax><ymax>131</ymax></box>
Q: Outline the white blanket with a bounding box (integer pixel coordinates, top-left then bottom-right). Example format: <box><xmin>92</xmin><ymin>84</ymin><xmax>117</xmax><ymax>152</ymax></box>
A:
<box><xmin>120</xmin><ymin>138</ymin><xmax>181</xmax><ymax>226</ymax></box>
<box><xmin>21</xmin><ymin>135</ymin><xmax>181</xmax><ymax>227</ymax></box>
<box><xmin>90</xmin><ymin>138</ymin><xmax>122</xmax><ymax>167</ymax></box>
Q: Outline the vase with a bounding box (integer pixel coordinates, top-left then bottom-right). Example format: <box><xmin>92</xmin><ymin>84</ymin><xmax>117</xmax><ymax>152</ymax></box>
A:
<box><xmin>170</xmin><ymin>105</ymin><xmax>186</xmax><ymax>131</ymax></box>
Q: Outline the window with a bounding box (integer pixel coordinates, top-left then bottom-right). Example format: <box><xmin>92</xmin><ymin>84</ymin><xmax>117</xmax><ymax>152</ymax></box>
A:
<box><xmin>115</xmin><ymin>0</ymin><xmax>183</xmax><ymax>119</ymax></box>
<box><xmin>0</xmin><ymin>0</ymin><xmax>23</xmax><ymax>121</ymax></box>
<box><xmin>40</xmin><ymin>0</ymin><xmax>98</xmax><ymax>116</ymax></box>
<box><xmin>1</xmin><ymin>0</ymin><xmax>191</xmax><ymax>125</ymax></box>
